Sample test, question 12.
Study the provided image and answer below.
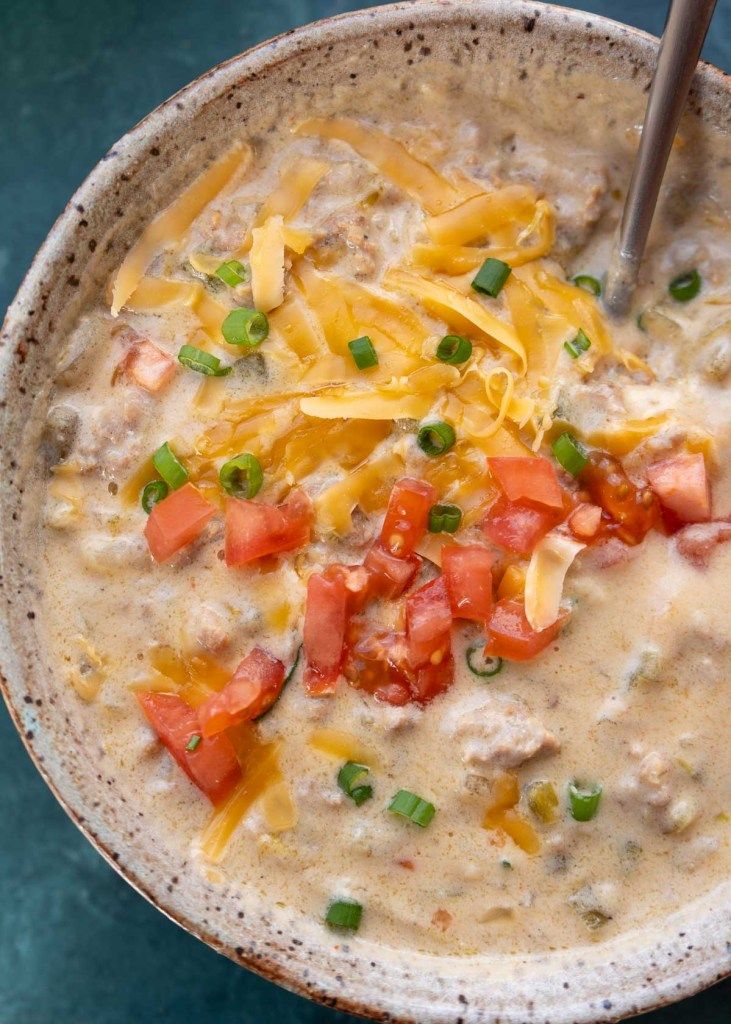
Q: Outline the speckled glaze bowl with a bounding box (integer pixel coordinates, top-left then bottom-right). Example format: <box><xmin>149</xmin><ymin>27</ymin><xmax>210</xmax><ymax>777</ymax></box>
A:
<box><xmin>1</xmin><ymin>2</ymin><xmax>729</xmax><ymax>1020</ymax></box>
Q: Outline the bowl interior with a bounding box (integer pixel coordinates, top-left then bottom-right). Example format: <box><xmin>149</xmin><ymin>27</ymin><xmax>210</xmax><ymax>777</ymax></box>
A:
<box><xmin>1</xmin><ymin>2</ymin><xmax>729</xmax><ymax>1021</ymax></box>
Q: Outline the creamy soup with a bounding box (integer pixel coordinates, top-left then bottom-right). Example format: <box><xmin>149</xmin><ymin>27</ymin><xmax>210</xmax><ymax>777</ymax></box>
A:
<box><xmin>39</xmin><ymin>67</ymin><xmax>730</xmax><ymax>958</ymax></box>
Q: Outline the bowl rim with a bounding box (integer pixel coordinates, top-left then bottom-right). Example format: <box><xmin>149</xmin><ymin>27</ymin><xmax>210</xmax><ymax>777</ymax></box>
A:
<box><xmin>1</xmin><ymin>2</ymin><xmax>729</xmax><ymax>1021</ymax></box>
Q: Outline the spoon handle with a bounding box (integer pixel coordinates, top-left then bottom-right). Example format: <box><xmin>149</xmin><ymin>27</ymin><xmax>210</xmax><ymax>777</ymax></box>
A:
<box><xmin>604</xmin><ymin>0</ymin><xmax>717</xmax><ymax>314</ymax></box>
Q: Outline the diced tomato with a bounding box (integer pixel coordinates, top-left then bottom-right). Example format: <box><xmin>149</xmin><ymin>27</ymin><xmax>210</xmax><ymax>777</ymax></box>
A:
<box><xmin>225</xmin><ymin>489</ymin><xmax>312</xmax><ymax>566</ymax></box>
<box><xmin>344</xmin><ymin>625</ymin><xmax>453</xmax><ymax>706</ymax></box>
<box><xmin>380</xmin><ymin>477</ymin><xmax>436</xmax><ymax>558</ymax></box>
<box><xmin>144</xmin><ymin>483</ymin><xmax>217</xmax><ymax>563</ymax></box>
<box><xmin>364</xmin><ymin>542</ymin><xmax>421</xmax><ymax>599</ymax></box>
<box><xmin>581</xmin><ymin>451</ymin><xmax>658</xmax><ymax>545</ymax></box>
<box><xmin>488</xmin><ymin>456</ymin><xmax>563</xmax><ymax>510</ymax></box>
<box><xmin>647</xmin><ymin>453</ymin><xmax>711</xmax><ymax>524</ymax></box>
<box><xmin>485</xmin><ymin>598</ymin><xmax>567</xmax><ymax>662</ymax></box>
<box><xmin>344</xmin><ymin>628</ymin><xmax>413</xmax><ymax>705</ymax></box>
<box><xmin>412</xmin><ymin>651</ymin><xmax>454</xmax><ymax>703</ymax></box>
<box><xmin>406</xmin><ymin>575</ymin><xmax>452</xmax><ymax>668</ymax></box>
<box><xmin>483</xmin><ymin>495</ymin><xmax>560</xmax><ymax>555</ymax></box>
<box><xmin>323</xmin><ymin>563</ymin><xmax>371</xmax><ymax>613</ymax></box>
<box><xmin>198</xmin><ymin>648</ymin><xmax>286</xmax><ymax>737</ymax></box>
<box><xmin>675</xmin><ymin>520</ymin><xmax>731</xmax><ymax>568</ymax></box>
<box><xmin>442</xmin><ymin>544</ymin><xmax>494</xmax><ymax>622</ymax></box>
<box><xmin>123</xmin><ymin>339</ymin><xmax>176</xmax><ymax>393</ymax></box>
<box><xmin>137</xmin><ymin>691</ymin><xmax>240</xmax><ymax>804</ymax></box>
<box><xmin>568</xmin><ymin>502</ymin><xmax>603</xmax><ymax>540</ymax></box>
<box><xmin>304</xmin><ymin>572</ymin><xmax>348</xmax><ymax>695</ymax></box>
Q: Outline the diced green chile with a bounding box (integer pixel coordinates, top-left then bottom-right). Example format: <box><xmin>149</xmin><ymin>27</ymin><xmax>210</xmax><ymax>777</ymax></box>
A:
<box><xmin>325</xmin><ymin>898</ymin><xmax>363</xmax><ymax>930</ymax></box>
<box><xmin>219</xmin><ymin>453</ymin><xmax>263</xmax><ymax>499</ymax></box>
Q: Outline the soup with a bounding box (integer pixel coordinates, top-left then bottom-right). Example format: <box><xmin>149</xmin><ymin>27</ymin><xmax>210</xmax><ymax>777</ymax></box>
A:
<box><xmin>39</xmin><ymin>65</ymin><xmax>730</xmax><ymax>957</ymax></box>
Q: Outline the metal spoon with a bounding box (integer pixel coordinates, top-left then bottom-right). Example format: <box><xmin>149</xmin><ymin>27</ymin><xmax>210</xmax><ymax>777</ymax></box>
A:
<box><xmin>603</xmin><ymin>0</ymin><xmax>718</xmax><ymax>315</ymax></box>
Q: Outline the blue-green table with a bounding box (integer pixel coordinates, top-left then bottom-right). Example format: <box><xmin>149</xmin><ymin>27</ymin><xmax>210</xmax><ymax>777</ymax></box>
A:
<box><xmin>1</xmin><ymin>2</ymin><xmax>729</xmax><ymax>1021</ymax></box>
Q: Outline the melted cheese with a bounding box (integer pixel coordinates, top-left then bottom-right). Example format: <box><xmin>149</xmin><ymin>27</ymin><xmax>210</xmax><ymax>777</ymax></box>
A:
<box><xmin>524</xmin><ymin>531</ymin><xmax>585</xmax><ymax>631</ymax></box>
<box><xmin>250</xmin><ymin>215</ymin><xmax>285</xmax><ymax>312</ymax></box>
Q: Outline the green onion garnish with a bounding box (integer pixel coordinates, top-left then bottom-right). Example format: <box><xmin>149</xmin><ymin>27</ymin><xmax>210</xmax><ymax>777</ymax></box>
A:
<box><xmin>185</xmin><ymin>734</ymin><xmax>202</xmax><ymax>752</ymax></box>
<box><xmin>668</xmin><ymin>268</ymin><xmax>701</xmax><ymax>303</ymax></box>
<box><xmin>428</xmin><ymin>503</ymin><xmax>462</xmax><ymax>533</ymax></box>
<box><xmin>152</xmin><ymin>442</ymin><xmax>189</xmax><ymax>490</ymax></box>
<box><xmin>222</xmin><ymin>307</ymin><xmax>269</xmax><ymax>347</ymax></box>
<box><xmin>571</xmin><ymin>274</ymin><xmax>602</xmax><ymax>296</ymax></box>
<box><xmin>140</xmin><ymin>479</ymin><xmax>169</xmax><ymax>514</ymax></box>
<box><xmin>388</xmin><ymin>789</ymin><xmax>436</xmax><ymax>828</ymax></box>
<box><xmin>219</xmin><ymin>453</ymin><xmax>263</xmax><ymax>499</ymax></box>
<box><xmin>436</xmin><ymin>334</ymin><xmax>472</xmax><ymax>365</ymax></box>
<box><xmin>552</xmin><ymin>432</ymin><xmax>588</xmax><ymax>476</ymax></box>
<box><xmin>325</xmin><ymin>898</ymin><xmax>363</xmax><ymax>931</ymax></box>
<box><xmin>215</xmin><ymin>259</ymin><xmax>249</xmax><ymax>287</ymax></box>
<box><xmin>466</xmin><ymin>646</ymin><xmax>503</xmax><ymax>678</ymax></box>
<box><xmin>337</xmin><ymin>762</ymin><xmax>373</xmax><ymax>806</ymax></box>
<box><xmin>472</xmin><ymin>258</ymin><xmax>512</xmax><ymax>298</ymax></box>
<box><xmin>568</xmin><ymin>780</ymin><xmax>602</xmax><ymax>821</ymax></box>
<box><xmin>178</xmin><ymin>344</ymin><xmax>232</xmax><ymax>377</ymax></box>
<box><xmin>417</xmin><ymin>421</ymin><xmax>456</xmax><ymax>457</ymax></box>
<box><xmin>347</xmin><ymin>335</ymin><xmax>379</xmax><ymax>370</ymax></box>
<box><xmin>564</xmin><ymin>328</ymin><xmax>592</xmax><ymax>359</ymax></box>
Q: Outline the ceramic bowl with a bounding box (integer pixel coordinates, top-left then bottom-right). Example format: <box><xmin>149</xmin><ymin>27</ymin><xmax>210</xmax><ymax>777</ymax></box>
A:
<box><xmin>1</xmin><ymin>2</ymin><xmax>729</xmax><ymax>1020</ymax></box>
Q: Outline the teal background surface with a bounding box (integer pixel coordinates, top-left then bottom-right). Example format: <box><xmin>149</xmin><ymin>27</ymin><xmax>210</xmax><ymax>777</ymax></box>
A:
<box><xmin>1</xmin><ymin>1</ymin><xmax>729</xmax><ymax>1022</ymax></box>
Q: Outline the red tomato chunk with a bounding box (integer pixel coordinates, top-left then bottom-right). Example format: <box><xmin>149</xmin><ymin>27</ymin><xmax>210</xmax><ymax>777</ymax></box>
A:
<box><xmin>144</xmin><ymin>483</ymin><xmax>217</xmax><ymax>563</ymax></box>
<box><xmin>137</xmin><ymin>692</ymin><xmax>240</xmax><ymax>804</ymax></box>
<box><xmin>364</xmin><ymin>543</ymin><xmax>421</xmax><ymax>599</ymax></box>
<box><xmin>442</xmin><ymin>544</ymin><xmax>493</xmax><ymax>622</ymax></box>
<box><xmin>485</xmin><ymin>598</ymin><xmax>567</xmax><ymax>662</ymax></box>
<box><xmin>581</xmin><ymin>452</ymin><xmax>658</xmax><ymax>545</ymax></box>
<box><xmin>488</xmin><ymin>456</ymin><xmax>563</xmax><ymax>510</ymax></box>
<box><xmin>380</xmin><ymin>477</ymin><xmax>436</xmax><ymax>557</ymax></box>
<box><xmin>123</xmin><ymin>339</ymin><xmax>176</xmax><ymax>393</ymax></box>
<box><xmin>647</xmin><ymin>453</ymin><xmax>711</xmax><ymax>524</ymax></box>
<box><xmin>198</xmin><ymin>648</ymin><xmax>286</xmax><ymax>737</ymax></box>
<box><xmin>483</xmin><ymin>495</ymin><xmax>560</xmax><ymax>555</ymax></box>
<box><xmin>406</xmin><ymin>575</ymin><xmax>452</xmax><ymax>669</ymax></box>
<box><xmin>304</xmin><ymin>572</ymin><xmax>348</xmax><ymax>695</ymax></box>
<box><xmin>225</xmin><ymin>489</ymin><xmax>312</xmax><ymax>566</ymax></box>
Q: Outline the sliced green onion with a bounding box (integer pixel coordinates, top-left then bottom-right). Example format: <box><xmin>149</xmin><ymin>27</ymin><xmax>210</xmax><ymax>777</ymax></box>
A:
<box><xmin>428</xmin><ymin>503</ymin><xmax>462</xmax><ymax>533</ymax></box>
<box><xmin>222</xmin><ymin>307</ymin><xmax>269</xmax><ymax>347</ymax></box>
<box><xmin>552</xmin><ymin>432</ymin><xmax>588</xmax><ymax>476</ymax></box>
<box><xmin>564</xmin><ymin>328</ymin><xmax>592</xmax><ymax>359</ymax></box>
<box><xmin>388</xmin><ymin>789</ymin><xmax>436</xmax><ymax>828</ymax></box>
<box><xmin>219</xmin><ymin>453</ymin><xmax>263</xmax><ymax>499</ymax></box>
<box><xmin>466</xmin><ymin>646</ymin><xmax>503</xmax><ymax>678</ymax></box>
<box><xmin>436</xmin><ymin>334</ymin><xmax>472</xmax><ymax>365</ymax></box>
<box><xmin>571</xmin><ymin>274</ymin><xmax>602</xmax><ymax>296</ymax></box>
<box><xmin>325</xmin><ymin>898</ymin><xmax>363</xmax><ymax>931</ymax></box>
<box><xmin>568</xmin><ymin>780</ymin><xmax>602</xmax><ymax>821</ymax></box>
<box><xmin>152</xmin><ymin>442</ymin><xmax>189</xmax><ymax>490</ymax></box>
<box><xmin>337</xmin><ymin>762</ymin><xmax>373</xmax><ymax>806</ymax></box>
<box><xmin>254</xmin><ymin>646</ymin><xmax>301</xmax><ymax>722</ymax></box>
<box><xmin>417</xmin><ymin>421</ymin><xmax>456</xmax><ymax>457</ymax></box>
<box><xmin>215</xmin><ymin>259</ymin><xmax>249</xmax><ymax>287</ymax></box>
<box><xmin>668</xmin><ymin>268</ymin><xmax>701</xmax><ymax>303</ymax></box>
<box><xmin>178</xmin><ymin>344</ymin><xmax>232</xmax><ymax>377</ymax></box>
<box><xmin>141</xmin><ymin>479</ymin><xmax>169</xmax><ymax>514</ymax></box>
<box><xmin>185</xmin><ymin>734</ymin><xmax>202</xmax><ymax>752</ymax></box>
<box><xmin>347</xmin><ymin>335</ymin><xmax>378</xmax><ymax>370</ymax></box>
<box><xmin>472</xmin><ymin>258</ymin><xmax>512</xmax><ymax>297</ymax></box>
